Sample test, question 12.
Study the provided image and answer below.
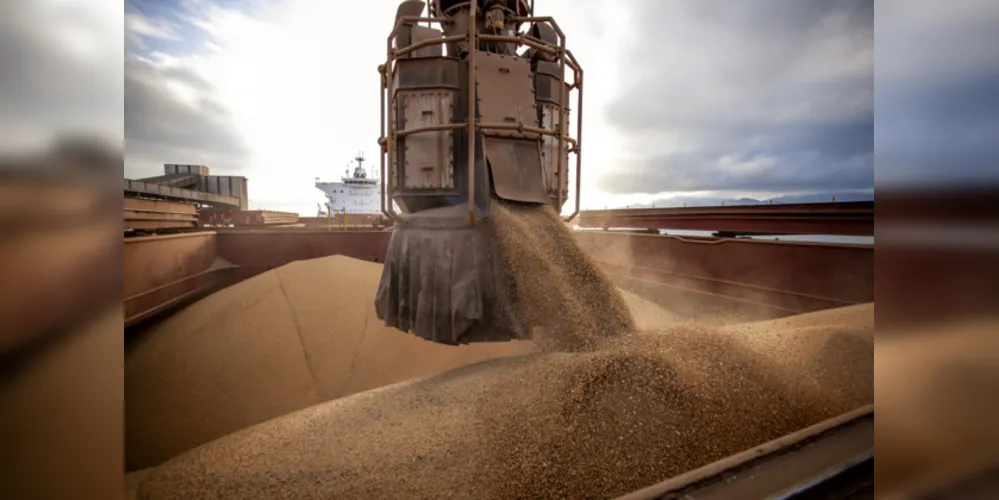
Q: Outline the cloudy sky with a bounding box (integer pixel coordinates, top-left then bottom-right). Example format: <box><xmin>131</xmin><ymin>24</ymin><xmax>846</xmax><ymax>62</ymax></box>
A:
<box><xmin>877</xmin><ymin>0</ymin><xmax>999</xmax><ymax>187</ymax></box>
<box><xmin>1</xmin><ymin>1</ymin><xmax>122</xmax><ymax>153</ymax></box>
<box><xmin>118</xmin><ymin>0</ymin><xmax>878</xmax><ymax>213</ymax></box>
<box><xmin>10</xmin><ymin>0</ymin><xmax>990</xmax><ymax>214</ymax></box>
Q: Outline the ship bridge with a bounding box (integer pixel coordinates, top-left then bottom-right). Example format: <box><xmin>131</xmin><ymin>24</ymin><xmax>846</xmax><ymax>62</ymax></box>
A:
<box><xmin>315</xmin><ymin>153</ymin><xmax>382</xmax><ymax>215</ymax></box>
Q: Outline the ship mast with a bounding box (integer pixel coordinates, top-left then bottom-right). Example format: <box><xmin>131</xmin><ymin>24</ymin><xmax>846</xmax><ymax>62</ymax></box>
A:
<box><xmin>353</xmin><ymin>152</ymin><xmax>368</xmax><ymax>179</ymax></box>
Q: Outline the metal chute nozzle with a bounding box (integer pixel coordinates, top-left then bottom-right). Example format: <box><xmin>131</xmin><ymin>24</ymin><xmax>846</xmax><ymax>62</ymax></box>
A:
<box><xmin>375</xmin><ymin>205</ymin><xmax>526</xmax><ymax>344</ymax></box>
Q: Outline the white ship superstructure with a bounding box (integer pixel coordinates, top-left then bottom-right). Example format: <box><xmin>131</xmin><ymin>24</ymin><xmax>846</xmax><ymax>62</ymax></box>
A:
<box><xmin>315</xmin><ymin>153</ymin><xmax>381</xmax><ymax>216</ymax></box>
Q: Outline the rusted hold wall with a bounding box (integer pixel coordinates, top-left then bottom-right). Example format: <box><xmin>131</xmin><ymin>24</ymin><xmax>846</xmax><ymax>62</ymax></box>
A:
<box><xmin>123</xmin><ymin>228</ymin><xmax>873</xmax><ymax>330</ymax></box>
<box><xmin>877</xmin><ymin>246</ymin><xmax>999</xmax><ymax>330</ymax></box>
<box><xmin>574</xmin><ymin>231</ymin><xmax>874</xmax><ymax>321</ymax></box>
<box><xmin>123</xmin><ymin>233</ymin><xmax>217</xmax><ymax>299</ymax></box>
<box><xmin>123</xmin><ymin>232</ymin><xmax>222</xmax><ymax>326</ymax></box>
<box><xmin>123</xmin><ymin>231</ymin><xmax>393</xmax><ymax>328</ymax></box>
<box><xmin>215</xmin><ymin>230</ymin><xmax>392</xmax><ymax>271</ymax></box>
<box><xmin>124</xmin><ymin>266</ymin><xmax>250</xmax><ymax>328</ymax></box>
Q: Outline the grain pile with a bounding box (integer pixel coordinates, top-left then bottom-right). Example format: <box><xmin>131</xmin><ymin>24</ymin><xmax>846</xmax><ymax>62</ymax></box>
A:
<box><xmin>617</xmin><ymin>289</ymin><xmax>681</xmax><ymax>331</ymax></box>
<box><xmin>129</xmin><ymin>303</ymin><xmax>873</xmax><ymax>500</ymax></box>
<box><xmin>489</xmin><ymin>201</ymin><xmax>636</xmax><ymax>350</ymax></box>
<box><xmin>724</xmin><ymin>303</ymin><xmax>875</xmax><ymax>407</ymax></box>
<box><xmin>125</xmin><ymin>254</ymin><xmax>676</xmax><ymax>471</ymax></box>
<box><xmin>874</xmin><ymin>316</ymin><xmax>999</xmax><ymax>496</ymax></box>
<box><xmin>124</xmin><ymin>255</ymin><xmax>534</xmax><ymax>470</ymax></box>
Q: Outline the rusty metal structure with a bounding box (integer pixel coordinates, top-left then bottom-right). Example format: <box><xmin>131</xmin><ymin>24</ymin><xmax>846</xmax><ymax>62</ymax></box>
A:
<box><xmin>378</xmin><ymin>0</ymin><xmax>580</xmax><ymax>218</ymax></box>
<box><xmin>579</xmin><ymin>201</ymin><xmax>875</xmax><ymax>237</ymax></box>
<box><xmin>125</xmin><ymin>164</ymin><xmax>248</xmax><ymax>211</ymax></box>
<box><xmin>373</xmin><ymin>0</ymin><xmax>584</xmax><ymax>344</ymax></box>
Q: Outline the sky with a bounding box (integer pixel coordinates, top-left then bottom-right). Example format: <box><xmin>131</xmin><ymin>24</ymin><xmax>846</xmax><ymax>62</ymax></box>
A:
<box><xmin>0</xmin><ymin>1</ymin><xmax>123</xmax><ymax>153</ymax></box>
<box><xmin>876</xmin><ymin>0</ymin><xmax>999</xmax><ymax>187</ymax></box>
<box><xmin>8</xmin><ymin>0</ymin><xmax>982</xmax><ymax>215</ymax></box>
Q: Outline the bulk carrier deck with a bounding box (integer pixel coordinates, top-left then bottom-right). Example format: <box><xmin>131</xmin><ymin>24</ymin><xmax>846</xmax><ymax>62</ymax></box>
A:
<box><xmin>113</xmin><ymin>161</ymin><xmax>880</xmax><ymax>498</ymax></box>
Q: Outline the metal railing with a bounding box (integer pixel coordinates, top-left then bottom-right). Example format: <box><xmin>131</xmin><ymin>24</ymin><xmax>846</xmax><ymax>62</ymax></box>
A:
<box><xmin>379</xmin><ymin>3</ymin><xmax>584</xmax><ymax>223</ymax></box>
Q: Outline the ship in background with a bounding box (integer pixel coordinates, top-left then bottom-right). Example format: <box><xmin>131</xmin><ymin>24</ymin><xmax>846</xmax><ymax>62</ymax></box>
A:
<box><xmin>315</xmin><ymin>153</ymin><xmax>381</xmax><ymax>219</ymax></box>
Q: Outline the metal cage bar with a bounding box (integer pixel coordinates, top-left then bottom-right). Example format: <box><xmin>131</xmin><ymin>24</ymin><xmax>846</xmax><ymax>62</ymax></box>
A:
<box><xmin>466</xmin><ymin>1</ymin><xmax>477</xmax><ymax>224</ymax></box>
<box><xmin>379</xmin><ymin>64</ymin><xmax>394</xmax><ymax>221</ymax></box>
<box><xmin>562</xmin><ymin>47</ymin><xmax>583</xmax><ymax>222</ymax></box>
<box><xmin>380</xmin><ymin>7</ymin><xmax>584</xmax><ymax>224</ymax></box>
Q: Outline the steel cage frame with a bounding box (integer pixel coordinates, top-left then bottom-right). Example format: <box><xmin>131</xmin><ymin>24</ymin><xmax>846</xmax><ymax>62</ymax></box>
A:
<box><xmin>378</xmin><ymin>3</ymin><xmax>585</xmax><ymax>224</ymax></box>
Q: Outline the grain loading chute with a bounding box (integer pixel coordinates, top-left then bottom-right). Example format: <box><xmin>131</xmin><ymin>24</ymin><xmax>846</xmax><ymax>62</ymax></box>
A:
<box><xmin>374</xmin><ymin>0</ymin><xmax>585</xmax><ymax>344</ymax></box>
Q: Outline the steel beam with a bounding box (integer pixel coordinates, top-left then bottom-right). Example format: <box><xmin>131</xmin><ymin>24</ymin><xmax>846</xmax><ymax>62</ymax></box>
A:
<box><xmin>578</xmin><ymin>201</ymin><xmax>874</xmax><ymax>236</ymax></box>
<box><xmin>123</xmin><ymin>179</ymin><xmax>242</xmax><ymax>209</ymax></box>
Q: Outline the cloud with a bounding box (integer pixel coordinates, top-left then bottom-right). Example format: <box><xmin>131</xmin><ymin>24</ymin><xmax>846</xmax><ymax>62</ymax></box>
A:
<box><xmin>0</xmin><ymin>2</ymin><xmax>123</xmax><ymax>153</ymax></box>
<box><xmin>608</xmin><ymin>149</ymin><xmax>873</xmax><ymax>195</ymax></box>
<box><xmin>600</xmin><ymin>0</ymin><xmax>873</xmax><ymax>196</ymax></box>
<box><xmin>126</xmin><ymin>7</ymin><xmax>180</xmax><ymax>50</ymax></box>
<box><xmin>124</xmin><ymin>54</ymin><xmax>250</xmax><ymax>178</ymax></box>
<box><xmin>122</xmin><ymin>1</ymin><xmax>252</xmax><ymax>179</ymax></box>
<box><xmin>876</xmin><ymin>0</ymin><xmax>999</xmax><ymax>186</ymax></box>
<box><xmin>877</xmin><ymin>0</ymin><xmax>999</xmax><ymax>86</ymax></box>
<box><xmin>632</xmin><ymin>189</ymin><xmax>874</xmax><ymax>209</ymax></box>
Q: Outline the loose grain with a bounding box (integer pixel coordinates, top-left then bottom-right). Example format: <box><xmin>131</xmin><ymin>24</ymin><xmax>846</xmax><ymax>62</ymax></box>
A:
<box><xmin>617</xmin><ymin>289</ymin><xmax>681</xmax><ymax>330</ymax></box>
<box><xmin>125</xmin><ymin>255</ymin><xmax>536</xmax><ymax>470</ymax></box>
<box><xmin>127</xmin><ymin>205</ymin><xmax>872</xmax><ymax>498</ymax></box>
<box><xmin>125</xmin><ymin>253</ymin><xmax>674</xmax><ymax>471</ymax></box>
<box><xmin>134</xmin><ymin>307</ymin><xmax>873</xmax><ymax>500</ymax></box>
<box><xmin>875</xmin><ymin>317</ymin><xmax>999</xmax><ymax>496</ymax></box>
<box><xmin>489</xmin><ymin>201</ymin><xmax>636</xmax><ymax>350</ymax></box>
